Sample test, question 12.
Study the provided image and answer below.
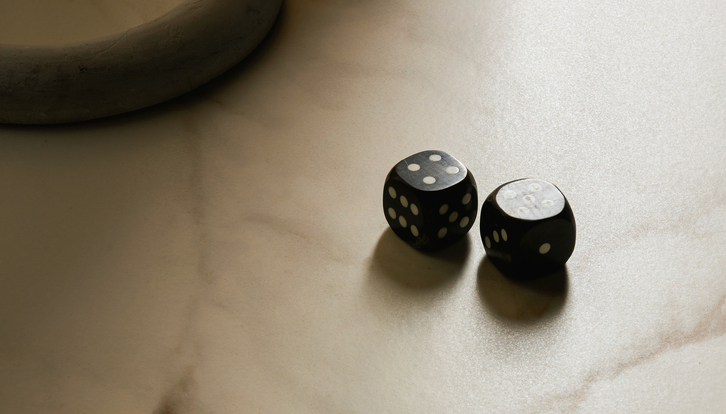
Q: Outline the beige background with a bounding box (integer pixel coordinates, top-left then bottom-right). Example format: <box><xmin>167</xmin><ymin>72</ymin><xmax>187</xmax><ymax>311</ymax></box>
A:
<box><xmin>1</xmin><ymin>0</ymin><xmax>725</xmax><ymax>412</ymax></box>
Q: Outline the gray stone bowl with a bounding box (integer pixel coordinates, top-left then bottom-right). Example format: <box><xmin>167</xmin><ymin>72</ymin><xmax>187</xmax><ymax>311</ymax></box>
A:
<box><xmin>0</xmin><ymin>0</ymin><xmax>282</xmax><ymax>124</ymax></box>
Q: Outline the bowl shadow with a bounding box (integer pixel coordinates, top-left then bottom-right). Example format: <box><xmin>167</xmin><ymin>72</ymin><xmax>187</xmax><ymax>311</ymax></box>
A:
<box><xmin>477</xmin><ymin>257</ymin><xmax>569</xmax><ymax>324</ymax></box>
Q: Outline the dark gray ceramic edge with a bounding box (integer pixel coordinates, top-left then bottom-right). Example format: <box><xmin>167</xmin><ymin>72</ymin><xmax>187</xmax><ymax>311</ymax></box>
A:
<box><xmin>0</xmin><ymin>0</ymin><xmax>283</xmax><ymax>124</ymax></box>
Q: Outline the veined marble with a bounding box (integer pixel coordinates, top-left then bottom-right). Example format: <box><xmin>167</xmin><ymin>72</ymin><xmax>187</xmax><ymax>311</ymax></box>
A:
<box><xmin>1</xmin><ymin>0</ymin><xmax>725</xmax><ymax>412</ymax></box>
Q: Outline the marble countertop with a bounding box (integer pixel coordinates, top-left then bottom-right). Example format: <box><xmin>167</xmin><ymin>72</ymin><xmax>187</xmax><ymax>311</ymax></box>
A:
<box><xmin>1</xmin><ymin>0</ymin><xmax>725</xmax><ymax>412</ymax></box>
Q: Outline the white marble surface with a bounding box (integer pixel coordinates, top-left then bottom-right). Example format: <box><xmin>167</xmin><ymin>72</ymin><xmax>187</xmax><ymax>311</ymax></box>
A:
<box><xmin>1</xmin><ymin>0</ymin><xmax>726</xmax><ymax>412</ymax></box>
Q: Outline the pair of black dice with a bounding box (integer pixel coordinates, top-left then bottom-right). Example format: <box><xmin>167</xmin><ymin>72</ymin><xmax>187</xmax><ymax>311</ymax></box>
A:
<box><xmin>383</xmin><ymin>150</ymin><xmax>576</xmax><ymax>280</ymax></box>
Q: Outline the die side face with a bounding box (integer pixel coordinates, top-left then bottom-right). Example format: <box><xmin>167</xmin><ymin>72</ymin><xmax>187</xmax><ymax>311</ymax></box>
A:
<box><xmin>383</xmin><ymin>178</ymin><xmax>425</xmax><ymax>246</ymax></box>
<box><xmin>395</xmin><ymin>150</ymin><xmax>467</xmax><ymax>192</ymax></box>
<box><xmin>420</xmin><ymin>177</ymin><xmax>478</xmax><ymax>249</ymax></box>
<box><xmin>480</xmin><ymin>200</ymin><xmax>513</xmax><ymax>262</ymax></box>
<box><xmin>518</xmin><ymin>219</ymin><xmax>576</xmax><ymax>271</ymax></box>
<box><xmin>481</xmin><ymin>178</ymin><xmax>576</xmax><ymax>279</ymax></box>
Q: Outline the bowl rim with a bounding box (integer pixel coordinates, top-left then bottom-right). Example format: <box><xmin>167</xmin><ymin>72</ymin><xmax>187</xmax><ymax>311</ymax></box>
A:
<box><xmin>0</xmin><ymin>0</ymin><xmax>283</xmax><ymax>124</ymax></box>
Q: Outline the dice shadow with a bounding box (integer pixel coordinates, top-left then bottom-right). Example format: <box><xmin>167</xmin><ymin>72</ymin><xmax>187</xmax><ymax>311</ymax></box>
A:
<box><xmin>477</xmin><ymin>257</ymin><xmax>568</xmax><ymax>324</ymax></box>
<box><xmin>370</xmin><ymin>228</ymin><xmax>471</xmax><ymax>290</ymax></box>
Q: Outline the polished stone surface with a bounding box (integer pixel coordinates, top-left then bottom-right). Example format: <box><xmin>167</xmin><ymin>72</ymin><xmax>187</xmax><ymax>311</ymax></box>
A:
<box><xmin>1</xmin><ymin>0</ymin><xmax>725</xmax><ymax>412</ymax></box>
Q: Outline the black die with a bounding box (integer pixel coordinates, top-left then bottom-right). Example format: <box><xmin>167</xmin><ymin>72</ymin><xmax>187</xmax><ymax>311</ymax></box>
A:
<box><xmin>480</xmin><ymin>178</ymin><xmax>576</xmax><ymax>279</ymax></box>
<box><xmin>383</xmin><ymin>150</ymin><xmax>478</xmax><ymax>250</ymax></box>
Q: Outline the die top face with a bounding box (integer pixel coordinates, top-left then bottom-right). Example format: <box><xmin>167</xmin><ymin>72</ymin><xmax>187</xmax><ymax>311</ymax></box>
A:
<box><xmin>495</xmin><ymin>178</ymin><xmax>566</xmax><ymax>221</ymax></box>
<box><xmin>394</xmin><ymin>150</ymin><xmax>468</xmax><ymax>192</ymax></box>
